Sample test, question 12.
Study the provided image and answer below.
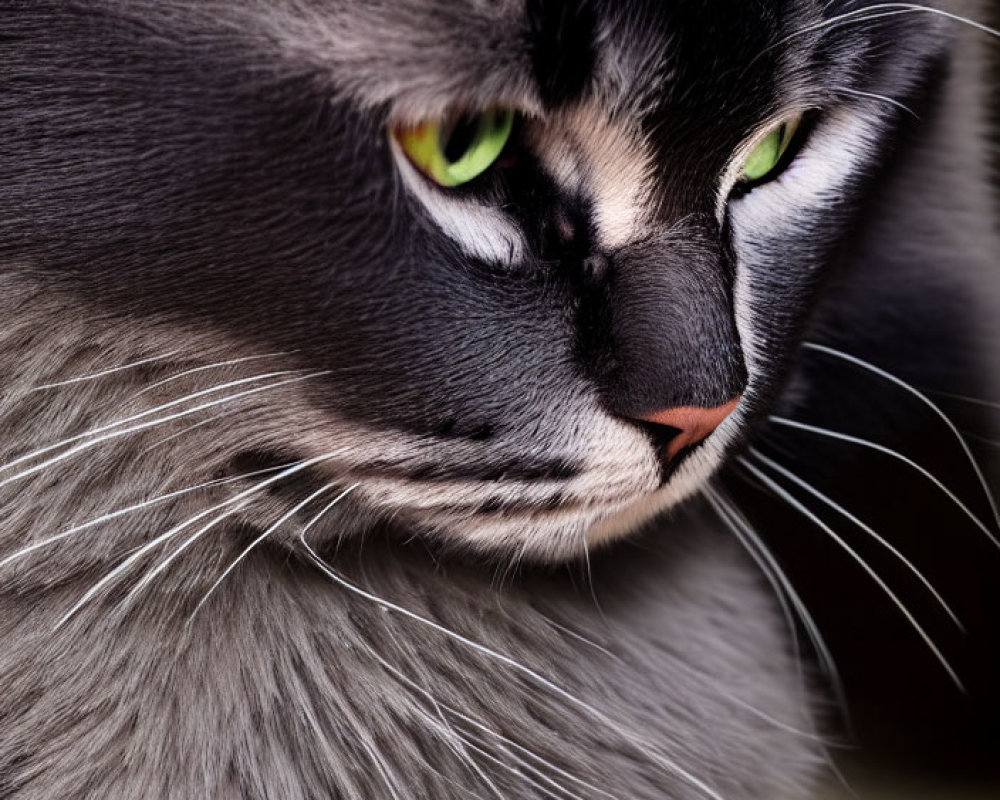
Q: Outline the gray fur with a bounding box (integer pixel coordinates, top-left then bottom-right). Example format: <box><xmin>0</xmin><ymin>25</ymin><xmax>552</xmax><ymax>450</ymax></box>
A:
<box><xmin>0</xmin><ymin>0</ymin><xmax>996</xmax><ymax>798</ymax></box>
<box><xmin>0</xmin><ymin>279</ymin><xmax>823</xmax><ymax>798</ymax></box>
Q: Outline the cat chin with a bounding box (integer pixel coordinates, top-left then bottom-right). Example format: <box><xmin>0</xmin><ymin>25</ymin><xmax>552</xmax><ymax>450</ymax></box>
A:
<box><xmin>408</xmin><ymin>440</ymin><xmax>733</xmax><ymax>563</ymax></box>
<box><xmin>585</xmin><ymin>445</ymin><xmax>731</xmax><ymax>547</ymax></box>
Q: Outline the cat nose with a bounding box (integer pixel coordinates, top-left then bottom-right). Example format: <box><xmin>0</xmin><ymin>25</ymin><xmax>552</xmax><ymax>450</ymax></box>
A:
<box><xmin>637</xmin><ymin>396</ymin><xmax>741</xmax><ymax>463</ymax></box>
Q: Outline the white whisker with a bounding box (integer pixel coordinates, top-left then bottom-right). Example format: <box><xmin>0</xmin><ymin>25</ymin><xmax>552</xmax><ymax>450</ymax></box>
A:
<box><xmin>543</xmin><ymin>617</ymin><xmax>620</xmax><ymax>662</ymax></box>
<box><xmin>928</xmin><ymin>390</ymin><xmax>1000</xmax><ymax>410</ymax></box>
<box><xmin>284</xmin><ymin>660</ymin><xmax>401</xmax><ymax>800</ymax></box>
<box><xmin>405</xmin><ymin>703</ymin><xmax>508</xmax><ymax>800</ymax></box>
<box><xmin>188</xmin><ymin>483</ymin><xmax>358</xmax><ymax>620</ymax></box>
<box><xmin>785</xmin><ymin>4</ymin><xmax>999</xmax><ymax>45</ymax></box>
<box><xmin>769</xmin><ymin>415</ymin><xmax>999</xmax><ymax>549</ymax></box>
<box><xmin>961</xmin><ymin>430</ymin><xmax>1000</xmax><ymax>449</ymax></box>
<box><xmin>55</xmin><ymin>497</ymin><xmax>252</xmax><ymax>631</ymax></box>
<box><xmin>832</xmin><ymin>86</ymin><xmax>917</xmax><ymax>116</ymax></box>
<box><xmin>752</xmin><ymin>3</ymin><xmax>999</xmax><ymax>77</ymax></box>
<box><xmin>364</xmin><ymin>642</ymin><xmax>618</xmax><ymax>800</ymax></box>
<box><xmin>453</xmin><ymin>734</ymin><xmax>576</xmax><ymax>800</ymax></box>
<box><xmin>0</xmin><ymin>372</ymin><xmax>326</xmax><ymax>492</ymax></box>
<box><xmin>447</xmin><ymin>713</ymin><xmax>613</xmax><ymax>800</ymax></box>
<box><xmin>125</xmin><ymin>464</ymin><xmax>349</xmax><ymax>609</ymax></box>
<box><xmin>399</xmin><ymin>688</ymin><xmax>576</xmax><ymax>800</ymax></box>
<box><xmin>860</xmin><ymin>3</ymin><xmax>998</xmax><ymax>37</ymax></box>
<box><xmin>400</xmin><ymin>659</ymin><xmax>510</xmax><ymax>800</ymax></box>
<box><xmin>362</xmin><ymin>638</ymin><xmax>541</xmax><ymax>800</ymax></box>
<box><xmin>579</xmin><ymin>530</ymin><xmax>606</xmax><ymax>622</ymax></box>
<box><xmin>784</xmin><ymin>8</ymin><xmax>923</xmax><ymax>42</ymax></box>
<box><xmin>29</xmin><ymin>350</ymin><xmax>182</xmax><ymax>391</ymax></box>
<box><xmin>748</xmin><ymin>446</ymin><xmax>964</xmax><ymax>631</ymax></box>
<box><xmin>137</xmin><ymin>410</ymin><xmax>233</xmax><ymax>456</ymax></box>
<box><xmin>0</xmin><ymin>464</ymin><xmax>291</xmax><ymax>572</ymax></box>
<box><xmin>703</xmin><ymin>486</ymin><xmax>848</xmax><ymax>717</ymax></box>
<box><xmin>802</xmin><ymin>341</ymin><xmax>1000</xmax><ymax>533</ymax></box>
<box><xmin>360</xmin><ymin>736</ymin><xmax>406</xmax><ymax>800</ymax></box>
<box><xmin>131</xmin><ymin>351</ymin><xmax>295</xmax><ymax>398</ymax></box>
<box><xmin>1</xmin><ymin>370</ymin><xmax>302</xmax><ymax>476</ymax></box>
<box><xmin>299</xmin><ymin>535</ymin><xmax>726</xmax><ymax>800</ymax></box>
<box><xmin>738</xmin><ymin>456</ymin><xmax>965</xmax><ymax>692</ymax></box>
<box><xmin>55</xmin><ymin>452</ymin><xmax>341</xmax><ymax>629</ymax></box>
<box><xmin>120</xmin><ymin>502</ymin><xmax>253</xmax><ymax>610</ymax></box>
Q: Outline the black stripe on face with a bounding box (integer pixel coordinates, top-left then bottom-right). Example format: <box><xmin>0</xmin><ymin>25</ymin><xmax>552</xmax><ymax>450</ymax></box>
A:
<box><xmin>634</xmin><ymin>0</ymin><xmax>786</xmax><ymax>218</ymax></box>
<box><xmin>526</xmin><ymin>0</ymin><xmax>597</xmax><ymax>108</ymax></box>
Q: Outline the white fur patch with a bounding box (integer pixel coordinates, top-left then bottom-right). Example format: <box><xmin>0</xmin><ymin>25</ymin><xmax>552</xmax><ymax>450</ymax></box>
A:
<box><xmin>390</xmin><ymin>137</ymin><xmax>526</xmax><ymax>265</ymax></box>
<box><xmin>530</xmin><ymin>105</ymin><xmax>657</xmax><ymax>249</ymax></box>
<box><xmin>729</xmin><ymin>107</ymin><xmax>885</xmax><ymax>374</ymax></box>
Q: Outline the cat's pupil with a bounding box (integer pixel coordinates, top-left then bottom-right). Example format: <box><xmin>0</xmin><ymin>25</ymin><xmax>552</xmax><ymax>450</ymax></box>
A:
<box><xmin>441</xmin><ymin>114</ymin><xmax>481</xmax><ymax>163</ymax></box>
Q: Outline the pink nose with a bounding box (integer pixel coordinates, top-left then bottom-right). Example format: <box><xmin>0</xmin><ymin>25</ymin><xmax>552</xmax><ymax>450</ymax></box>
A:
<box><xmin>638</xmin><ymin>397</ymin><xmax>741</xmax><ymax>462</ymax></box>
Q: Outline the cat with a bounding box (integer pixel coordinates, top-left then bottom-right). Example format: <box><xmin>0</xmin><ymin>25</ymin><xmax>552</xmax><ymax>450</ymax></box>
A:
<box><xmin>0</xmin><ymin>1</ymin><xmax>997</xmax><ymax>798</ymax></box>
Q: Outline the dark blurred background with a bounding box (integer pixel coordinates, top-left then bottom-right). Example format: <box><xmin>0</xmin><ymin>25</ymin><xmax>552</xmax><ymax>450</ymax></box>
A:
<box><xmin>792</xmin><ymin>11</ymin><xmax>1000</xmax><ymax>797</ymax></box>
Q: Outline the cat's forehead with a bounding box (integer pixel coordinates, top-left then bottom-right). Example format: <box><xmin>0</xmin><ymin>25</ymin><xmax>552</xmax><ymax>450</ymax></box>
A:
<box><xmin>248</xmin><ymin>0</ymin><xmax>840</xmax><ymax>247</ymax></box>
<box><xmin>264</xmin><ymin>0</ymin><xmax>823</xmax><ymax>123</ymax></box>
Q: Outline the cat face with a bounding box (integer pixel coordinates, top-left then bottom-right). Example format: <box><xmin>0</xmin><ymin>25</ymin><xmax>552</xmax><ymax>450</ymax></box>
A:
<box><xmin>1</xmin><ymin>0</ymin><xmax>947</xmax><ymax>562</ymax></box>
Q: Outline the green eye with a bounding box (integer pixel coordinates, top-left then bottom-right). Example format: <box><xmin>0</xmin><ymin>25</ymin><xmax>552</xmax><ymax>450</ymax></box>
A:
<box><xmin>392</xmin><ymin>109</ymin><xmax>514</xmax><ymax>187</ymax></box>
<box><xmin>740</xmin><ymin>115</ymin><xmax>803</xmax><ymax>183</ymax></box>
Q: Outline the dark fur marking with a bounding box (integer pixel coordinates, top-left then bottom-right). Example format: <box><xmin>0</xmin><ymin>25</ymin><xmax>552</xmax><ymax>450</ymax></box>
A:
<box><xmin>526</xmin><ymin>0</ymin><xmax>597</xmax><ymax>108</ymax></box>
<box><xmin>361</xmin><ymin>458</ymin><xmax>579</xmax><ymax>484</ymax></box>
<box><xmin>467</xmin><ymin>423</ymin><xmax>495</xmax><ymax>441</ymax></box>
<box><xmin>476</xmin><ymin>498</ymin><xmax>503</xmax><ymax>514</ymax></box>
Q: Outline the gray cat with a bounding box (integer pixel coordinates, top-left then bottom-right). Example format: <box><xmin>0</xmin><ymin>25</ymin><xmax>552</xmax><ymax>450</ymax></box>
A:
<box><xmin>1</xmin><ymin>1</ymin><xmax>997</xmax><ymax>798</ymax></box>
